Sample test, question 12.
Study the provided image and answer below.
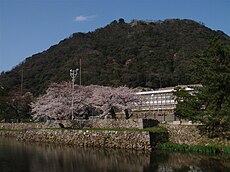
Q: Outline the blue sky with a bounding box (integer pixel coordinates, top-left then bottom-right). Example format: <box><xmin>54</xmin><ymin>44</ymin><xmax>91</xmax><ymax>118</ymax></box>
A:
<box><xmin>0</xmin><ymin>0</ymin><xmax>230</xmax><ymax>72</ymax></box>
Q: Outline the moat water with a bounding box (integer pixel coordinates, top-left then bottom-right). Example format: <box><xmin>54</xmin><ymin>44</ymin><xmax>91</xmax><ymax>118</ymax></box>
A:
<box><xmin>0</xmin><ymin>137</ymin><xmax>229</xmax><ymax>172</ymax></box>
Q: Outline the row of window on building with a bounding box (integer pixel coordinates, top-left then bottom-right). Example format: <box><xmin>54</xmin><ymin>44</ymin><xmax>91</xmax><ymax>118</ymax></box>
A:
<box><xmin>135</xmin><ymin>85</ymin><xmax>200</xmax><ymax>112</ymax></box>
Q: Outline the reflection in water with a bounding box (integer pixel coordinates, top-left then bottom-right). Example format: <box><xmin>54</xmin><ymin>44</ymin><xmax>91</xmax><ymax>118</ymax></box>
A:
<box><xmin>145</xmin><ymin>151</ymin><xmax>230</xmax><ymax>172</ymax></box>
<box><xmin>0</xmin><ymin>137</ymin><xmax>229</xmax><ymax>172</ymax></box>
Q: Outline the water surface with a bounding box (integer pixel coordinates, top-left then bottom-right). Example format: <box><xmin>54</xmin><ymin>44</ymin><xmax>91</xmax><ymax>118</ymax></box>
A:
<box><xmin>0</xmin><ymin>137</ymin><xmax>229</xmax><ymax>172</ymax></box>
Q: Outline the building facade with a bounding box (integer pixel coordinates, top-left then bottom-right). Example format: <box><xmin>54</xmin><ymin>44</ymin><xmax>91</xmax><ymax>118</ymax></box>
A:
<box><xmin>134</xmin><ymin>85</ymin><xmax>200</xmax><ymax>121</ymax></box>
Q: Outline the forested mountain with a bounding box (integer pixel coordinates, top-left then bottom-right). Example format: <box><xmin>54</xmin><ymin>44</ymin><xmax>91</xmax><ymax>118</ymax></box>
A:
<box><xmin>1</xmin><ymin>19</ymin><xmax>230</xmax><ymax>95</ymax></box>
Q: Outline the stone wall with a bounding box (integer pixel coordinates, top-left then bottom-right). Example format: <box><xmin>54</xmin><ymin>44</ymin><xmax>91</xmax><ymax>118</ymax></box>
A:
<box><xmin>162</xmin><ymin>124</ymin><xmax>230</xmax><ymax>146</ymax></box>
<box><xmin>0</xmin><ymin>123</ymin><xmax>44</xmax><ymax>130</ymax></box>
<box><xmin>2</xmin><ymin>122</ymin><xmax>228</xmax><ymax>149</ymax></box>
<box><xmin>0</xmin><ymin>130</ymin><xmax>21</xmax><ymax>137</ymax></box>
<box><xmin>17</xmin><ymin>129</ymin><xmax>152</xmax><ymax>151</ymax></box>
<box><xmin>0</xmin><ymin>119</ymin><xmax>167</xmax><ymax>151</ymax></box>
<box><xmin>162</xmin><ymin>124</ymin><xmax>205</xmax><ymax>145</ymax></box>
<box><xmin>0</xmin><ymin>119</ymin><xmax>158</xmax><ymax>130</ymax></box>
<box><xmin>69</xmin><ymin>119</ymin><xmax>158</xmax><ymax>129</ymax></box>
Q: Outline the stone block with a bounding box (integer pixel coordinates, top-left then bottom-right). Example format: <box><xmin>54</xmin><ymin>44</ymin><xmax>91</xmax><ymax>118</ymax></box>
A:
<box><xmin>172</xmin><ymin>121</ymin><xmax>181</xmax><ymax>125</ymax></box>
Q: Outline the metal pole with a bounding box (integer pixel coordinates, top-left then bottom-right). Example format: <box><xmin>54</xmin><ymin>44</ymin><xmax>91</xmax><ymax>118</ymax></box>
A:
<box><xmin>79</xmin><ymin>58</ymin><xmax>82</xmax><ymax>86</ymax></box>
<box><xmin>70</xmin><ymin>68</ymin><xmax>79</xmax><ymax>120</ymax></box>
<box><xmin>71</xmin><ymin>76</ymin><xmax>74</xmax><ymax>120</ymax></box>
<box><xmin>21</xmin><ymin>68</ymin><xmax>23</xmax><ymax>96</ymax></box>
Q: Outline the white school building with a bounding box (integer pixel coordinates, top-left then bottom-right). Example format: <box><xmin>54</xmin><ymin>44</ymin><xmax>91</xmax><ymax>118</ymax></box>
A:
<box><xmin>134</xmin><ymin>85</ymin><xmax>200</xmax><ymax>121</ymax></box>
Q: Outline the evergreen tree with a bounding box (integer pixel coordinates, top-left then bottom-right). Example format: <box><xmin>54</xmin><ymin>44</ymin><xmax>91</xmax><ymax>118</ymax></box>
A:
<box><xmin>175</xmin><ymin>40</ymin><xmax>230</xmax><ymax>134</ymax></box>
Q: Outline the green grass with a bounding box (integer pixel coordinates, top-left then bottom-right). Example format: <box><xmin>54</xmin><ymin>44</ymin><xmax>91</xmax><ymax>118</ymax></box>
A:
<box><xmin>49</xmin><ymin>125</ymin><xmax>167</xmax><ymax>133</ymax></box>
<box><xmin>144</xmin><ymin>126</ymin><xmax>168</xmax><ymax>133</ymax></box>
<box><xmin>0</xmin><ymin>128</ymin><xmax>20</xmax><ymax>132</ymax></box>
<box><xmin>0</xmin><ymin>124</ymin><xmax>168</xmax><ymax>134</ymax></box>
<box><xmin>157</xmin><ymin>142</ymin><xmax>230</xmax><ymax>154</ymax></box>
<box><xmin>222</xmin><ymin>146</ymin><xmax>230</xmax><ymax>154</ymax></box>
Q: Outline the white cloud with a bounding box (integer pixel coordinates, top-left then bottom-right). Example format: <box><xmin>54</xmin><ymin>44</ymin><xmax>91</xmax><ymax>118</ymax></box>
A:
<box><xmin>75</xmin><ymin>15</ymin><xmax>96</xmax><ymax>22</ymax></box>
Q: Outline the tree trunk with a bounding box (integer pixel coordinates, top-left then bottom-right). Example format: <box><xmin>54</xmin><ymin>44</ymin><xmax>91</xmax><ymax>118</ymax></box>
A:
<box><xmin>110</xmin><ymin>107</ymin><xmax>116</xmax><ymax>119</ymax></box>
<box><xmin>124</xmin><ymin>109</ymin><xmax>133</xmax><ymax>119</ymax></box>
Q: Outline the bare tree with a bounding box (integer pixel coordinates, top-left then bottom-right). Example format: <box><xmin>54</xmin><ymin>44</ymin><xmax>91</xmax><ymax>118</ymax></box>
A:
<box><xmin>6</xmin><ymin>89</ymin><xmax>33</xmax><ymax>121</ymax></box>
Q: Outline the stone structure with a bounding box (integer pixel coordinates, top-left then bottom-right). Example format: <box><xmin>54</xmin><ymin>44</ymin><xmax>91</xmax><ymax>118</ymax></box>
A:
<box><xmin>162</xmin><ymin>124</ymin><xmax>204</xmax><ymax>145</ymax></box>
<box><xmin>17</xmin><ymin>129</ymin><xmax>153</xmax><ymax>150</ymax></box>
<box><xmin>69</xmin><ymin>119</ymin><xmax>158</xmax><ymax>129</ymax></box>
<box><xmin>0</xmin><ymin>130</ymin><xmax>21</xmax><ymax>137</ymax></box>
<box><xmin>0</xmin><ymin>119</ymin><xmax>158</xmax><ymax>130</ymax></box>
<box><xmin>5</xmin><ymin>121</ymin><xmax>229</xmax><ymax>150</ymax></box>
<box><xmin>162</xmin><ymin>124</ymin><xmax>230</xmax><ymax>146</ymax></box>
<box><xmin>2</xmin><ymin>122</ymin><xmax>229</xmax><ymax>147</ymax></box>
<box><xmin>0</xmin><ymin>119</ymin><xmax>166</xmax><ymax>151</ymax></box>
<box><xmin>0</xmin><ymin>122</ymin><xmax>44</xmax><ymax>130</ymax></box>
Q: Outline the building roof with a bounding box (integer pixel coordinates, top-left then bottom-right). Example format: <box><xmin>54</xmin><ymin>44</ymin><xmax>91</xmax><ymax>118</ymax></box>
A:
<box><xmin>136</xmin><ymin>84</ymin><xmax>200</xmax><ymax>95</ymax></box>
<box><xmin>136</xmin><ymin>89</ymin><xmax>174</xmax><ymax>95</ymax></box>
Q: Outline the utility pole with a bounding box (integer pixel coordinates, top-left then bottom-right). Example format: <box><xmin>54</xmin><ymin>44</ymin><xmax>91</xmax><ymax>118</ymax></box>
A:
<box><xmin>79</xmin><ymin>58</ymin><xmax>82</xmax><ymax>86</ymax></box>
<box><xmin>21</xmin><ymin>67</ymin><xmax>24</xmax><ymax>96</ymax></box>
<box><xmin>70</xmin><ymin>68</ymin><xmax>79</xmax><ymax>120</ymax></box>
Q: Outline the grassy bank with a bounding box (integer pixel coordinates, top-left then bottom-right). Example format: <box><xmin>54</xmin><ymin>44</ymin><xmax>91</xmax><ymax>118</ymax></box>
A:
<box><xmin>0</xmin><ymin>125</ymin><xmax>167</xmax><ymax>134</ymax></box>
<box><xmin>157</xmin><ymin>142</ymin><xmax>230</xmax><ymax>154</ymax></box>
<box><xmin>0</xmin><ymin>128</ymin><xmax>20</xmax><ymax>132</ymax></box>
<box><xmin>49</xmin><ymin>125</ymin><xmax>167</xmax><ymax>133</ymax></box>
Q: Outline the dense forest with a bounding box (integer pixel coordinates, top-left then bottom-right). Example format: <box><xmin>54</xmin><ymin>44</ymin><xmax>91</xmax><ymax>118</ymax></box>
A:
<box><xmin>1</xmin><ymin>18</ymin><xmax>230</xmax><ymax>95</ymax></box>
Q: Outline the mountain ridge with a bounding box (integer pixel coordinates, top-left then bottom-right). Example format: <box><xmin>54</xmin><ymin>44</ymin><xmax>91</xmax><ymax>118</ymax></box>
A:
<box><xmin>1</xmin><ymin>18</ymin><xmax>229</xmax><ymax>95</ymax></box>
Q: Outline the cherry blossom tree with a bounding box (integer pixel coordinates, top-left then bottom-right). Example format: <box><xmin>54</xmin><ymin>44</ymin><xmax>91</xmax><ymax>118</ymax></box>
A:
<box><xmin>31</xmin><ymin>82</ymin><xmax>93</xmax><ymax>120</ymax></box>
<box><xmin>71</xmin><ymin>85</ymin><xmax>95</xmax><ymax>118</ymax></box>
<box><xmin>31</xmin><ymin>82</ymin><xmax>72</xmax><ymax>120</ymax></box>
<box><xmin>31</xmin><ymin>82</ymin><xmax>139</xmax><ymax>120</ymax></box>
<box><xmin>89</xmin><ymin>86</ymin><xmax>139</xmax><ymax>119</ymax></box>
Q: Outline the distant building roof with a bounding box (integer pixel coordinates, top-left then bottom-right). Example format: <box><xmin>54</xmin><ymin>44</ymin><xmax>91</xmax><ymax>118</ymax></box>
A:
<box><xmin>136</xmin><ymin>89</ymin><xmax>174</xmax><ymax>95</ymax></box>
<box><xmin>136</xmin><ymin>84</ymin><xmax>202</xmax><ymax>95</ymax></box>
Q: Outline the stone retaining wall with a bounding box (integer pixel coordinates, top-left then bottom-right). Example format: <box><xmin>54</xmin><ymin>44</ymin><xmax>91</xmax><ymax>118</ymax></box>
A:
<box><xmin>162</xmin><ymin>124</ymin><xmax>230</xmax><ymax>146</ymax></box>
<box><xmin>0</xmin><ymin>119</ymin><xmax>158</xmax><ymax>130</ymax></box>
<box><xmin>17</xmin><ymin>129</ymin><xmax>153</xmax><ymax>150</ymax></box>
<box><xmin>0</xmin><ymin>130</ymin><xmax>21</xmax><ymax>137</ymax></box>
<box><xmin>0</xmin><ymin>123</ymin><xmax>44</xmax><ymax>130</ymax></box>
<box><xmin>162</xmin><ymin>124</ymin><xmax>205</xmax><ymax>145</ymax></box>
<box><xmin>6</xmin><ymin>122</ymin><xmax>227</xmax><ymax>149</ymax></box>
<box><xmin>7</xmin><ymin>121</ymin><xmax>225</xmax><ymax>150</ymax></box>
<box><xmin>68</xmin><ymin>119</ymin><xmax>158</xmax><ymax>129</ymax></box>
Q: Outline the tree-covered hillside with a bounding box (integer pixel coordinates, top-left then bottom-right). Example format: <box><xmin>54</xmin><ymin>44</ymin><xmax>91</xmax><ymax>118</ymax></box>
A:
<box><xmin>0</xmin><ymin>19</ymin><xmax>229</xmax><ymax>95</ymax></box>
